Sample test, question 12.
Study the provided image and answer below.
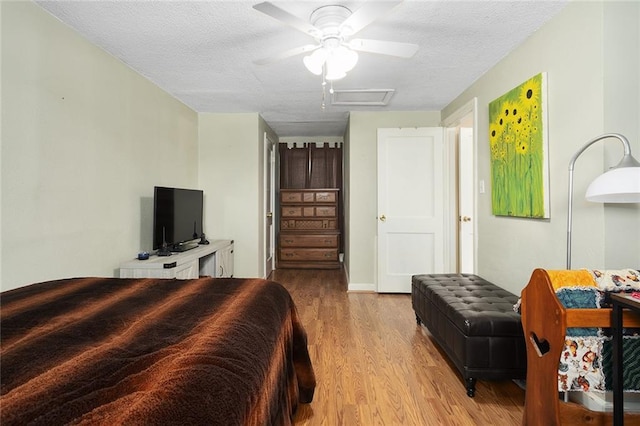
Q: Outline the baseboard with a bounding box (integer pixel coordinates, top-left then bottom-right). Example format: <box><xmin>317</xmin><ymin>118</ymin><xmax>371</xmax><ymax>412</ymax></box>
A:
<box><xmin>348</xmin><ymin>282</ymin><xmax>376</xmax><ymax>292</ymax></box>
<box><xmin>569</xmin><ymin>390</ymin><xmax>640</xmax><ymax>412</ymax></box>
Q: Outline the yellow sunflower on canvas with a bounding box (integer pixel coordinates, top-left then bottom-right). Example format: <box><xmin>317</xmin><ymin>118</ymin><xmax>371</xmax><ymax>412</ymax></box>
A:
<box><xmin>488</xmin><ymin>73</ymin><xmax>549</xmax><ymax>218</ymax></box>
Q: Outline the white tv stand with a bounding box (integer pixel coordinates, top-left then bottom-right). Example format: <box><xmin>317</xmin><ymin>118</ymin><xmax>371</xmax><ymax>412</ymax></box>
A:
<box><xmin>119</xmin><ymin>239</ymin><xmax>234</xmax><ymax>279</ymax></box>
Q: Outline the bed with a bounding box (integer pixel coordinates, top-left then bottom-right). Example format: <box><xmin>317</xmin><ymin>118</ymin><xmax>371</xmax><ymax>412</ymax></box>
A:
<box><xmin>520</xmin><ymin>268</ymin><xmax>640</xmax><ymax>425</ymax></box>
<box><xmin>0</xmin><ymin>277</ymin><xmax>316</xmax><ymax>425</ymax></box>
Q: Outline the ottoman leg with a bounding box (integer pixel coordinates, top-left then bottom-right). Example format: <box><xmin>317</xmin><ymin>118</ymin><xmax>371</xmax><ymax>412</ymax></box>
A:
<box><xmin>466</xmin><ymin>378</ymin><xmax>476</xmax><ymax>397</ymax></box>
<box><xmin>415</xmin><ymin>314</ymin><xmax>422</xmax><ymax>325</ymax></box>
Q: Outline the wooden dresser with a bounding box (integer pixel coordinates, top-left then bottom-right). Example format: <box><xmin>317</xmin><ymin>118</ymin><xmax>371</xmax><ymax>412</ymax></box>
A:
<box><xmin>278</xmin><ymin>189</ymin><xmax>340</xmax><ymax>269</ymax></box>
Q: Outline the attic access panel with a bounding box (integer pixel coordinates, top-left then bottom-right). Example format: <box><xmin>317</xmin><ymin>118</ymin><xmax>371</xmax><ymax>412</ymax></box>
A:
<box><xmin>331</xmin><ymin>89</ymin><xmax>395</xmax><ymax>106</ymax></box>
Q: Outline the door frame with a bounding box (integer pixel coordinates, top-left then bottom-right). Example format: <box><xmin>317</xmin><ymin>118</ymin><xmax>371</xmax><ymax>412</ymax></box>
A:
<box><xmin>442</xmin><ymin>98</ymin><xmax>478</xmax><ymax>274</ymax></box>
<box><xmin>263</xmin><ymin>132</ymin><xmax>276</xmax><ymax>278</ymax></box>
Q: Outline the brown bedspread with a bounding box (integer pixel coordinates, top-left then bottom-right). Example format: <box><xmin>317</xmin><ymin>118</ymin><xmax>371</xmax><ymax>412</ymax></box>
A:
<box><xmin>0</xmin><ymin>277</ymin><xmax>315</xmax><ymax>425</ymax></box>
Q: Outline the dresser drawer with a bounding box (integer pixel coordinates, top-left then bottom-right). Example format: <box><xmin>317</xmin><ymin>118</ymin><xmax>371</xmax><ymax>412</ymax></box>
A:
<box><xmin>314</xmin><ymin>206</ymin><xmax>335</xmax><ymax>216</ymax></box>
<box><xmin>282</xmin><ymin>206</ymin><xmax>335</xmax><ymax>217</ymax></box>
<box><xmin>282</xmin><ymin>206</ymin><xmax>303</xmax><ymax>217</ymax></box>
<box><xmin>281</xmin><ymin>218</ymin><xmax>338</xmax><ymax>230</ymax></box>
<box><xmin>279</xmin><ymin>248</ymin><xmax>339</xmax><ymax>262</ymax></box>
<box><xmin>281</xmin><ymin>191</ymin><xmax>337</xmax><ymax>204</ymax></box>
<box><xmin>314</xmin><ymin>191</ymin><xmax>336</xmax><ymax>203</ymax></box>
<box><xmin>280</xmin><ymin>234</ymin><xmax>338</xmax><ymax>248</ymax></box>
<box><xmin>281</xmin><ymin>192</ymin><xmax>303</xmax><ymax>203</ymax></box>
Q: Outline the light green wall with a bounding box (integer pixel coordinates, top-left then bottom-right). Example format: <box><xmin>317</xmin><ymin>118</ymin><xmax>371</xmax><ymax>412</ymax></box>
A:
<box><xmin>198</xmin><ymin>113</ymin><xmax>275</xmax><ymax>278</ymax></box>
<box><xmin>1</xmin><ymin>1</ymin><xmax>198</xmax><ymax>290</ymax></box>
<box><xmin>603</xmin><ymin>1</ymin><xmax>640</xmax><ymax>267</ymax></box>
<box><xmin>442</xmin><ymin>1</ymin><xmax>640</xmax><ymax>295</ymax></box>
<box><xmin>2</xmin><ymin>1</ymin><xmax>275</xmax><ymax>288</ymax></box>
<box><xmin>345</xmin><ymin>111</ymin><xmax>441</xmax><ymax>290</ymax></box>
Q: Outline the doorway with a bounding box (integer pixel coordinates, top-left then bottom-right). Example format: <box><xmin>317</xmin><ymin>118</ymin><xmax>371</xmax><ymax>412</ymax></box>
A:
<box><xmin>443</xmin><ymin>98</ymin><xmax>477</xmax><ymax>274</ymax></box>
<box><xmin>276</xmin><ymin>142</ymin><xmax>343</xmax><ymax>269</ymax></box>
<box><xmin>264</xmin><ymin>132</ymin><xmax>276</xmax><ymax>278</ymax></box>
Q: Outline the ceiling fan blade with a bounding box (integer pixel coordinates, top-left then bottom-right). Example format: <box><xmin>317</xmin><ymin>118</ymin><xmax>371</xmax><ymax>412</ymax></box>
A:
<box><xmin>254</xmin><ymin>44</ymin><xmax>320</xmax><ymax>65</ymax></box>
<box><xmin>349</xmin><ymin>38</ymin><xmax>418</xmax><ymax>58</ymax></box>
<box><xmin>253</xmin><ymin>2</ymin><xmax>320</xmax><ymax>37</ymax></box>
<box><xmin>340</xmin><ymin>0</ymin><xmax>403</xmax><ymax>36</ymax></box>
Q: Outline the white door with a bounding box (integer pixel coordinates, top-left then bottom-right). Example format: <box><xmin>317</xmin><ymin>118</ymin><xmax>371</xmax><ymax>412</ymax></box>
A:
<box><xmin>377</xmin><ymin>127</ymin><xmax>445</xmax><ymax>293</ymax></box>
<box><xmin>458</xmin><ymin>127</ymin><xmax>475</xmax><ymax>273</ymax></box>
<box><xmin>264</xmin><ymin>133</ymin><xmax>275</xmax><ymax>278</ymax></box>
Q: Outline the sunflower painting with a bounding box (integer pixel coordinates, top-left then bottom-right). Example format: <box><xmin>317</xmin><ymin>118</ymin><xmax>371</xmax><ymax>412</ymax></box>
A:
<box><xmin>489</xmin><ymin>72</ymin><xmax>550</xmax><ymax>218</ymax></box>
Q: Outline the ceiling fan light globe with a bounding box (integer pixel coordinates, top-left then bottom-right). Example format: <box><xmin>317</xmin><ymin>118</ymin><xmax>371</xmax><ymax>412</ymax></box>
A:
<box><xmin>323</xmin><ymin>46</ymin><xmax>357</xmax><ymax>78</ymax></box>
<box><xmin>325</xmin><ymin>70</ymin><xmax>346</xmax><ymax>80</ymax></box>
<box><xmin>303</xmin><ymin>56</ymin><xmax>323</xmax><ymax>75</ymax></box>
<box><xmin>303</xmin><ymin>48</ymin><xmax>327</xmax><ymax>75</ymax></box>
<box><xmin>325</xmin><ymin>59</ymin><xmax>346</xmax><ymax>80</ymax></box>
<box><xmin>335</xmin><ymin>46</ymin><xmax>358</xmax><ymax>72</ymax></box>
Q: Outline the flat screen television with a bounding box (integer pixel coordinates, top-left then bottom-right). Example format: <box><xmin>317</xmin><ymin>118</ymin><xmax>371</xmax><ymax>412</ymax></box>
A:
<box><xmin>153</xmin><ymin>186</ymin><xmax>204</xmax><ymax>254</ymax></box>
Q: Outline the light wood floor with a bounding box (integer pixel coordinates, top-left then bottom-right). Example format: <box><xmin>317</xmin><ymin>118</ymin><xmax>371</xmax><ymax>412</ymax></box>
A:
<box><xmin>270</xmin><ymin>268</ymin><xmax>525</xmax><ymax>426</ymax></box>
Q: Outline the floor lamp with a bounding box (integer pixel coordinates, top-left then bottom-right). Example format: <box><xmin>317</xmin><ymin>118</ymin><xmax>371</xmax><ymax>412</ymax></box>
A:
<box><xmin>567</xmin><ymin>133</ymin><xmax>640</xmax><ymax>269</ymax></box>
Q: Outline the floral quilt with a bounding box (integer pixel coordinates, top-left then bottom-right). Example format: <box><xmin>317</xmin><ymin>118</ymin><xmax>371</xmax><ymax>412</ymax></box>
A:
<box><xmin>551</xmin><ymin>269</ymin><xmax>640</xmax><ymax>392</ymax></box>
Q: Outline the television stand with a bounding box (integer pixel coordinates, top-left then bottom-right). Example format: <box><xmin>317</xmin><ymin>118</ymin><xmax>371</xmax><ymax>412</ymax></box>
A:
<box><xmin>120</xmin><ymin>240</ymin><xmax>233</xmax><ymax>279</ymax></box>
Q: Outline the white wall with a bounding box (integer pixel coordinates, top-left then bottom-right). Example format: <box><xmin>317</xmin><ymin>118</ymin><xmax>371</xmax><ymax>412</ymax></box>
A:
<box><xmin>198</xmin><ymin>113</ymin><xmax>276</xmax><ymax>278</ymax></box>
<box><xmin>442</xmin><ymin>1</ymin><xmax>640</xmax><ymax>295</ymax></box>
<box><xmin>345</xmin><ymin>111</ymin><xmax>441</xmax><ymax>290</ymax></box>
<box><xmin>1</xmin><ymin>2</ymin><xmax>199</xmax><ymax>290</ymax></box>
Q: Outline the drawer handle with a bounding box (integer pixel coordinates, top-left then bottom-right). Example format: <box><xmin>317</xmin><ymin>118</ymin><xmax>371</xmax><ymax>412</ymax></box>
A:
<box><xmin>285</xmin><ymin>253</ymin><xmax>294</xmax><ymax>257</ymax></box>
<box><xmin>288</xmin><ymin>210</ymin><xmax>296</xmax><ymax>214</ymax></box>
<box><xmin>285</xmin><ymin>239</ymin><xmax>294</xmax><ymax>243</ymax></box>
<box><xmin>324</xmin><ymin>253</ymin><xmax>332</xmax><ymax>258</ymax></box>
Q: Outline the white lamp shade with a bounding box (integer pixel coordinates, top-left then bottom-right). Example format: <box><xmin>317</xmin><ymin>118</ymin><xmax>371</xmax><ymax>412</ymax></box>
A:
<box><xmin>585</xmin><ymin>166</ymin><xmax>640</xmax><ymax>203</ymax></box>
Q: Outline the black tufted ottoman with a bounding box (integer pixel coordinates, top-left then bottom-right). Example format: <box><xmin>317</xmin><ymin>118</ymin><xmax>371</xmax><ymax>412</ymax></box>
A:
<box><xmin>411</xmin><ymin>274</ymin><xmax>527</xmax><ymax>397</ymax></box>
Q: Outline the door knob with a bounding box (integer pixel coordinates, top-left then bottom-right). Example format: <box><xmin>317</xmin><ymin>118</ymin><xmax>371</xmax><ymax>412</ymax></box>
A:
<box><xmin>266</xmin><ymin>212</ymin><xmax>273</xmax><ymax>218</ymax></box>
<box><xmin>379</xmin><ymin>214</ymin><xmax>386</xmax><ymax>222</ymax></box>
<box><xmin>461</xmin><ymin>216</ymin><xmax>471</xmax><ymax>222</ymax></box>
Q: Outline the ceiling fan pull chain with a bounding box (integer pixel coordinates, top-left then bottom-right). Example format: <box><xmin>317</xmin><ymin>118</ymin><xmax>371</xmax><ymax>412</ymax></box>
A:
<box><xmin>321</xmin><ymin>69</ymin><xmax>327</xmax><ymax>110</ymax></box>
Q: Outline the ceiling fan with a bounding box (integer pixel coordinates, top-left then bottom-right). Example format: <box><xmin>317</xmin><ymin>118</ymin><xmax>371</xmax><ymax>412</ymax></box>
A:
<box><xmin>253</xmin><ymin>0</ymin><xmax>419</xmax><ymax>81</ymax></box>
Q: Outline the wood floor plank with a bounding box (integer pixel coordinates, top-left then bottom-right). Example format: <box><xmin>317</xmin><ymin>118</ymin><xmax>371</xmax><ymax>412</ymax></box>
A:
<box><xmin>270</xmin><ymin>268</ymin><xmax>525</xmax><ymax>425</ymax></box>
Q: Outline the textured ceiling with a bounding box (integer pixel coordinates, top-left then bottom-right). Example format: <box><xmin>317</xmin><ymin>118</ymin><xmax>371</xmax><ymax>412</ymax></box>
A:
<box><xmin>35</xmin><ymin>0</ymin><xmax>568</xmax><ymax>137</ymax></box>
